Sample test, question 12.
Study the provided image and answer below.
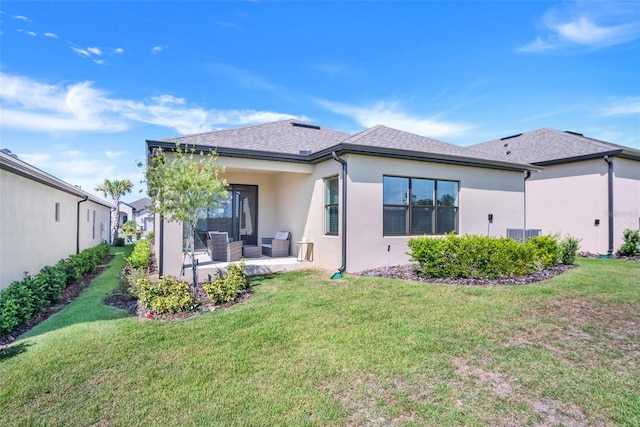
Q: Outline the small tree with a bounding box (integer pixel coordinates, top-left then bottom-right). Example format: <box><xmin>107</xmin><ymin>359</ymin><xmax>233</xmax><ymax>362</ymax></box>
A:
<box><xmin>95</xmin><ymin>179</ymin><xmax>134</xmax><ymax>244</ymax></box>
<box><xmin>142</xmin><ymin>144</ymin><xmax>227</xmax><ymax>292</ymax></box>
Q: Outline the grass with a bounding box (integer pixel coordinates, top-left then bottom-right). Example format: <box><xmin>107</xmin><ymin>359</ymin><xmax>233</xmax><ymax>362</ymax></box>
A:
<box><xmin>0</xmin><ymin>254</ymin><xmax>638</xmax><ymax>426</ymax></box>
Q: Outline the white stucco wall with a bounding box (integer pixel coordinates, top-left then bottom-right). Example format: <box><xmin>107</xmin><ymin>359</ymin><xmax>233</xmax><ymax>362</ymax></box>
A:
<box><xmin>525</xmin><ymin>156</ymin><xmax>640</xmax><ymax>254</ymax></box>
<box><xmin>155</xmin><ymin>153</ymin><xmax>528</xmax><ymax>275</ymax></box>
<box><xmin>0</xmin><ymin>168</ymin><xmax>111</xmax><ymax>289</ymax></box>
<box><xmin>343</xmin><ymin>155</ymin><xmax>525</xmax><ymax>272</ymax></box>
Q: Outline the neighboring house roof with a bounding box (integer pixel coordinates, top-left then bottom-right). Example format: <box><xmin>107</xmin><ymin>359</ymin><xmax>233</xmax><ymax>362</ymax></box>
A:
<box><xmin>0</xmin><ymin>150</ymin><xmax>111</xmax><ymax>208</ymax></box>
<box><xmin>128</xmin><ymin>197</ymin><xmax>151</xmax><ymax>212</ymax></box>
<box><xmin>148</xmin><ymin>120</ymin><xmax>539</xmax><ymax>173</ymax></box>
<box><xmin>471</xmin><ymin>128</ymin><xmax>640</xmax><ymax>165</ymax></box>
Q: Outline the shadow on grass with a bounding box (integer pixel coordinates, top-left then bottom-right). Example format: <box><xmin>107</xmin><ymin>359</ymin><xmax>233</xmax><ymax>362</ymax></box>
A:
<box><xmin>0</xmin><ymin>342</ymin><xmax>32</xmax><ymax>363</ymax></box>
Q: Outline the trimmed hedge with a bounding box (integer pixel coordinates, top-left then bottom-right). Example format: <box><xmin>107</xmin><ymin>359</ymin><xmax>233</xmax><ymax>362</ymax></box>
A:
<box><xmin>127</xmin><ymin>239</ymin><xmax>151</xmax><ymax>270</ymax></box>
<box><xmin>407</xmin><ymin>233</ymin><xmax>578</xmax><ymax>280</ymax></box>
<box><xmin>0</xmin><ymin>243</ymin><xmax>110</xmax><ymax>336</ymax></box>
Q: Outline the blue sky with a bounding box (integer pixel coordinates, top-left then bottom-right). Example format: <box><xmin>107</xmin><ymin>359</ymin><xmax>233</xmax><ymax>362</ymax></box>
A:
<box><xmin>1</xmin><ymin>1</ymin><xmax>639</xmax><ymax>203</ymax></box>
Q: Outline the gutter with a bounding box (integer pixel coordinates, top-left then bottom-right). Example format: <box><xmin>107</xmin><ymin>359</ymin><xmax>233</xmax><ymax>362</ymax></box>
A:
<box><xmin>331</xmin><ymin>152</ymin><xmax>348</xmax><ymax>275</ymax></box>
<box><xmin>604</xmin><ymin>156</ymin><xmax>614</xmax><ymax>255</ymax></box>
<box><xmin>76</xmin><ymin>195</ymin><xmax>89</xmax><ymax>254</ymax></box>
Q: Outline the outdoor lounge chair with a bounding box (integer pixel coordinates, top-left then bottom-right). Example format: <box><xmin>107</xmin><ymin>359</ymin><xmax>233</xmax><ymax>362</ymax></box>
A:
<box><xmin>261</xmin><ymin>231</ymin><xmax>290</xmax><ymax>257</ymax></box>
<box><xmin>207</xmin><ymin>231</ymin><xmax>242</xmax><ymax>262</ymax></box>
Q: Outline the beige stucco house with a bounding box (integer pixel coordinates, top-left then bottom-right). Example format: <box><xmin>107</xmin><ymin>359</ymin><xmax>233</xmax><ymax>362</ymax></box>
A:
<box><xmin>0</xmin><ymin>149</ymin><xmax>112</xmax><ymax>289</ymax></box>
<box><xmin>472</xmin><ymin>128</ymin><xmax>640</xmax><ymax>255</ymax></box>
<box><xmin>147</xmin><ymin>120</ymin><xmax>539</xmax><ymax>276</ymax></box>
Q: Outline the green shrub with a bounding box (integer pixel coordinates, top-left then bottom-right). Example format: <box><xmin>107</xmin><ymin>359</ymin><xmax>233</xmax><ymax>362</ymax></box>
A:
<box><xmin>120</xmin><ymin>265</ymin><xmax>147</xmax><ymax>296</ymax></box>
<box><xmin>115</xmin><ymin>237</ymin><xmax>125</xmax><ymax>246</ymax></box>
<box><xmin>137</xmin><ymin>276</ymin><xmax>196</xmax><ymax>314</ymax></box>
<box><xmin>146</xmin><ymin>231</ymin><xmax>154</xmax><ymax>243</ymax></box>
<box><xmin>408</xmin><ymin>234</ymin><xmax>541</xmax><ymax>279</ymax></box>
<box><xmin>618</xmin><ymin>229</ymin><xmax>640</xmax><ymax>257</ymax></box>
<box><xmin>560</xmin><ymin>235</ymin><xmax>580</xmax><ymax>265</ymax></box>
<box><xmin>127</xmin><ymin>239</ymin><xmax>151</xmax><ymax>270</ymax></box>
<box><xmin>0</xmin><ymin>243</ymin><xmax>110</xmax><ymax>336</ymax></box>
<box><xmin>526</xmin><ymin>235</ymin><xmax>560</xmax><ymax>268</ymax></box>
<box><xmin>203</xmin><ymin>259</ymin><xmax>247</xmax><ymax>304</ymax></box>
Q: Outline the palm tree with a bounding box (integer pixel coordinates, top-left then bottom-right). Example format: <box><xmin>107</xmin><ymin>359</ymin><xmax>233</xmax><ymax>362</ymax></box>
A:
<box><xmin>95</xmin><ymin>179</ymin><xmax>134</xmax><ymax>244</ymax></box>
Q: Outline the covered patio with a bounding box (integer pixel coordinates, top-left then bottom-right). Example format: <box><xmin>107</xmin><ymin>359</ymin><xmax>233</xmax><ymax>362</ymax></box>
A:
<box><xmin>181</xmin><ymin>251</ymin><xmax>313</xmax><ymax>282</ymax></box>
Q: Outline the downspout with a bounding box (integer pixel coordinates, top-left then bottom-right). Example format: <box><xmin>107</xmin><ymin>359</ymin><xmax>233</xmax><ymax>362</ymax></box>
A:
<box><xmin>604</xmin><ymin>156</ymin><xmax>614</xmax><ymax>255</ymax></box>
<box><xmin>524</xmin><ymin>171</ymin><xmax>532</xmax><ymax>232</ymax></box>
<box><xmin>331</xmin><ymin>152</ymin><xmax>347</xmax><ymax>275</ymax></box>
<box><xmin>76</xmin><ymin>195</ymin><xmax>89</xmax><ymax>254</ymax></box>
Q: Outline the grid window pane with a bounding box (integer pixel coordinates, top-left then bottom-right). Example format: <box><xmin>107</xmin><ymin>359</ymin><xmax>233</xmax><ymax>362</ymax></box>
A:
<box><xmin>326</xmin><ymin>206</ymin><xmax>339</xmax><ymax>235</ymax></box>
<box><xmin>325</xmin><ymin>176</ymin><xmax>339</xmax><ymax>235</ymax></box>
<box><xmin>412</xmin><ymin>179</ymin><xmax>435</xmax><ymax>206</ymax></box>
<box><xmin>436</xmin><ymin>207</ymin><xmax>458</xmax><ymax>234</ymax></box>
<box><xmin>383</xmin><ymin>176</ymin><xmax>409</xmax><ymax>205</ymax></box>
<box><xmin>437</xmin><ymin>181</ymin><xmax>458</xmax><ymax>207</ymax></box>
<box><xmin>411</xmin><ymin>206</ymin><xmax>434</xmax><ymax>235</ymax></box>
<box><xmin>325</xmin><ymin>176</ymin><xmax>339</xmax><ymax>205</ymax></box>
<box><xmin>383</xmin><ymin>206</ymin><xmax>408</xmax><ymax>234</ymax></box>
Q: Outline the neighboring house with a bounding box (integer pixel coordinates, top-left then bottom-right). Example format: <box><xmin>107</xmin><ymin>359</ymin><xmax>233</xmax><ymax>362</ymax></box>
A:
<box><xmin>0</xmin><ymin>149</ymin><xmax>112</xmax><ymax>290</ymax></box>
<box><xmin>116</xmin><ymin>198</ymin><xmax>154</xmax><ymax>239</ymax></box>
<box><xmin>147</xmin><ymin>120</ymin><xmax>538</xmax><ymax>276</ymax></box>
<box><xmin>116</xmin><ymin>201</ymin><xmax>135</xmax><ymax>230</ymax></box>
<box><xmin>129</xmin><ymin>197</ymin><xmax>154</xmax><ymax>236</ymax></box>
<box><xmin>471</xmin><ymin>128</ymin><xmax>640</xmax><ymax>255</ymax></box>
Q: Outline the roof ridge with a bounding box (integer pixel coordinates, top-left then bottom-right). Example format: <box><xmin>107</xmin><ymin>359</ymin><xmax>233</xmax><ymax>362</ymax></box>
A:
<box><xmin>162</xmin><ymin>118</ymin><xmax>299</xmax><ymax>141</ymax></box>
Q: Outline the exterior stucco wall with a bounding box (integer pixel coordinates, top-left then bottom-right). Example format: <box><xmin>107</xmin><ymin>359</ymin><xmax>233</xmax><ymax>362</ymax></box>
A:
<box><xmin>0</xmin><ymin>169</ymin><xmax>110</xmax><ymax>289</ymax></box>
<box><xmin>78</xmin><ymin>201</ymin><xmax>111</xmax><ymax>251</ymax></box>
<box><xmin>612</xmin><ymin>157</ymin><xmax>640</xmax><ymax>251</ymax></box>
<box><xmin>343</xmin><ymin>155</ymin><xmax>525</xmax><ymax>272</ymax></box>
<box><xmin>155</xmin><ymin>153</ymin><xmax>527</xmax><ymax>275</ymax></box>
<box><xmin>524</xmin><ymin>157</ymin><xmax>626</xmax><ymax>254</ymax></box>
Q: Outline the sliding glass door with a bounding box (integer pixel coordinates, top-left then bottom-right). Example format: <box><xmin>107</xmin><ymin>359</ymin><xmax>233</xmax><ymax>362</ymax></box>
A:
<box><xmin>188</xmin><ymin>184</ymin><xmax>258</xmax><ymax>251</ymax></box>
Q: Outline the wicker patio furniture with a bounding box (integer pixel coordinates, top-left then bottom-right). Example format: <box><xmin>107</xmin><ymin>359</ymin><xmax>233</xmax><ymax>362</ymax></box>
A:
<box><xmin>261</xmin><ymin>231</ymin><xmax>290</xmax><ymax>257</ymax></box>
<box><xmin>207</xmin><ymin>231</ymin><xmax>242</xmax><ymax>262</ymax></box>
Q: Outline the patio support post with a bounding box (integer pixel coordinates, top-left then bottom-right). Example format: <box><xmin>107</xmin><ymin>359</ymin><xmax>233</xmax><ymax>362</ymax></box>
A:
<box><xmin>332</xmin><ymin>152</ymin><xmax>347</xmax><ymax>274</ymax></box>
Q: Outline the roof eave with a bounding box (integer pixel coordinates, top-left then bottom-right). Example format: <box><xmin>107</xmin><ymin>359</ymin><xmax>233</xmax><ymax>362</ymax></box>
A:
<box><xmin>146</xmin><ymin>139</ymin><xmax>540</xmax><ymax>172</ymax></box>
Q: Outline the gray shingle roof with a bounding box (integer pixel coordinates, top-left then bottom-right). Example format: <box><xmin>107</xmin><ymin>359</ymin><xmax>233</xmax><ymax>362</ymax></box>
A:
<box><xmin>343</xmin><ymin>125</ymin><xmax>517</xmax><ymax>163</ymax></box>
<box><xmin>149</xmin><ymin>120</ymin><xmax>538</xmax><ymax>171</ymax></box>
<box><xmin>471</xmin><ymin>128</ymin><xmax>640</xmax><ymax>164</ymax></box>
<box><xmin>128</xmin><ymin>197</ymin><xmax>151</xmax><ymax>211</ymax></box>
<box><xmin>161</xmin><ymin>119</ymin><xmax>350</xmax><ymax>155</ymax></box>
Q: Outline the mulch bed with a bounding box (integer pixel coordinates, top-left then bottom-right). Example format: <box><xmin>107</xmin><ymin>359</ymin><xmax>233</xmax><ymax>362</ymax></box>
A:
<box><xmin>355</xmin><ymin>263</ymin><xmax>576</xmax><ymax>285</ymax></box>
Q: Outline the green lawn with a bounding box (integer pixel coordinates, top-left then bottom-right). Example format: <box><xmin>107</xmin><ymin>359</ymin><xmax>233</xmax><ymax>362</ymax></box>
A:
<box><xmin>1</xmin><ymin>250</ymin><xmax>638</xmax><ymax>426</ymax></box>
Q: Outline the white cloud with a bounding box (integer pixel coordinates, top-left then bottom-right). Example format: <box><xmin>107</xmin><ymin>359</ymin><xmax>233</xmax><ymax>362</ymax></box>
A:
<box><xmin>0</xmin><ymin>73</ymin><xmax>297</xmax><ymax>135</ymax></box>
<box><xmin>601</xmin><ymin>97</ymin><xmax>640</xmax><ymax>117</ymax></box>
<box><xmin>318</xmin><ymin>99</ymin><xmax>472</xmax><ymax>138</ymax></box>
<box><xmin>12</xmin><ymin>15</ymin><xmax>31</xmax><ymax>22</ymax></box>
<box><xmin>105</xmin><ymin>151</ymin><xmax>126</xmax><ymax>159</ymax></box>
<box><xmin>151</xmin><ymin>45</ymin><xmax>167</xmax><ymax>54</ymax></box>
<box><xmin>113</xmin><ymin>48</ymin><xmax>124</xmax><ymax>54</ymax></box>
<box><xmin>44</xmin><ymin>32</ymin><xmax>58</xmax><ymax>38</ymax></box>
<box><xmin>87</xmin><ymin>47</ymin><xmax>103</xmax><ymax>56</ymax></box>
<box><xmin>519</xmin><ymin>1</ymin><xmax>640</xmax><ymax>53</ymax></box>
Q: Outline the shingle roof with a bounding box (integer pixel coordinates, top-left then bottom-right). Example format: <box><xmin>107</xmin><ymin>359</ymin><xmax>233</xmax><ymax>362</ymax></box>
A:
<box><xmin>161</xmin><ymin>119</ymin><xmax>350</xmax><ymax>155</ymax></box>
<box><xmin>128</xmin><ymin>197</ymin><xmax>151</xmax><ymax>211</ymax></box>
<box><xmin>343</xmin><ymin>125</ymin><xmax>517</xmax><ymax>163</ymax></box>
<box><xmin>471</xmin><ymin>128</ymin><xmax>640</xmax><ymax>164</ymax></box>
<box><xmin>149</xmin><ymin>120</ymin><xmax>538</xmax><ymax>171</ymax></box>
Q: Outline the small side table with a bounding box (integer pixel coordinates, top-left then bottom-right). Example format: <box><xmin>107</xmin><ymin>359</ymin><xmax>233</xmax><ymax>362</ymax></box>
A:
<box><xmin>296</xmin><ymin>241</ymin><xmax>313</xmax><ymax>262</ymax></box>
<box><xmin>242</xmin><ymin>245</ymin><xmax>261</xmax><ymax>258</ymax></box>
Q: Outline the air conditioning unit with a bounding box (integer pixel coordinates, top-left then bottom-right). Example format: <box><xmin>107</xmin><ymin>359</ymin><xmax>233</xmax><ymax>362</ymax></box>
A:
<box><xmin>507</xmin><ymin>228</ymin><xmax>542</xmax><ymax>242</ymax></box>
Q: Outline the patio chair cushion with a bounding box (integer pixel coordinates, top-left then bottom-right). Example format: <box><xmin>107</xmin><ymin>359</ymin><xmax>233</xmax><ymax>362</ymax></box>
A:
<box><xmin>275</xmin><ymin>231</ymin><xmax>289</xmax><ymax>241</ymax></box>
